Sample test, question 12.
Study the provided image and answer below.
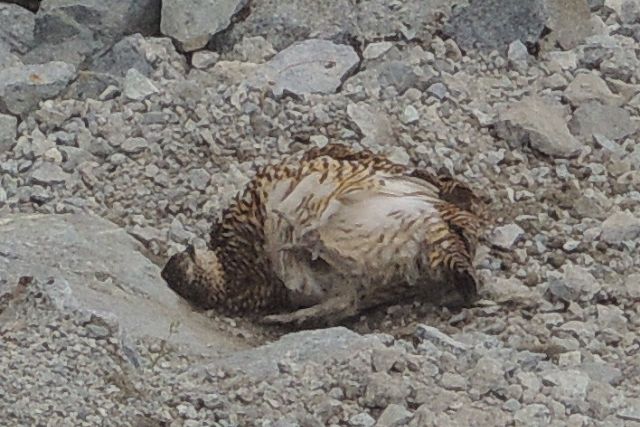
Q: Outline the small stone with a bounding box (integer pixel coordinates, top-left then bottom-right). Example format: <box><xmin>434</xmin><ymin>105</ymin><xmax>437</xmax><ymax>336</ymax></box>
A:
<box><xmin>544</xmin><ymin>0</ymin><xmax>593</xmax><ymax>49</ymax></box>
<box><xmin>30</xmin><ymin>162</ymin><xmax>71</xmax><ymax>186</ymax></box>
<box><xmin>483</xmin><ymin>277</ymin><xmax>537</xmax><ymax>304</ymax></box>
<box><xmin>376</xmin><ymin>404</ymin><xmax>412</xmax><ymax>427</ymax></box>
<box><xmin>123</xmin><ymin>68</ymin><xmax>159</xmax><ymax>101</ymax></box>
<box><xmin>427</xmin><ymin>82</ymin><xmax>448</xmax><ymax>100</ymax></box>
<box><xmin>514</xmin><ymin>404</ymin><xmax>551</xmax><ymax>426</ymax></box>
<box><xmin>363</xmin><ymin>42</ymin><xmax>393</xmax><ymax>60</ymax></box>
<box><xmin>490</xmin><ymin>223</ymin><xmax>525</xmax><ymax>249</ymax></box>
<box><xmin>0</xmin><ymin>3</ymin><xmax>35</xmax><ymax>55</ymax></box>
<box><xmin>232</xmin><ymin>36</ymin><xmax>276</xmax><ymax>62</ymax></box>
<box><xmin>504</xmin><ymin>399</ymin><xmax>521</xmax><ymax>412</ymax></box>
<box><xmin>121</xmin><ymin>137</ymin><xmax>149</xmax><ymax>155</ymax></box>
<box><xmin>0</xmin><ymin>113</ymin><xmax>17</xmax><ymax>152</ymax></box>
<box><xmin>600</xmin><ymin>211</ymin><xmax>640</xmax><ymax>244</ymax></box>
<box><xmin>414</xmin><ymin>324</ymin><xmax>468</xmax><ymax>354</ymax></box>
<box><xmin>400</xmin><ymin>106</ymin><xmax>419</xmax><ymax>124</ymax></box>
<box><xmin>189</xmin><ymin>168</ymin><xmax>211</xmax><ymax>191</ymax></box>
<box><xmin>542</xmin><ymin>369</ymin><xmax>590</xmax><ymax>409</ymax></box>
<box><xmin>617</xmin><ymin>399</ymin><xmax>640</xmax><ymax>422</ymax></box>
<box><xmin>507</xmin><ymin>40</ymin><xmax>529</xmax><ymax>69</ymax></box>
<box><xmin>349</xmin><ymin>412</ymin><xmax>375</xmax><ymax>427</ymax></box>
<box><xmin>440</xmin><ymin>372</ymin><xmax>467</xmax><ymax>391</ymax></box>
<box><xmin>192</xmin><ymin>51</ymin><xmax>220</xmax><ymax>69</ymax></box>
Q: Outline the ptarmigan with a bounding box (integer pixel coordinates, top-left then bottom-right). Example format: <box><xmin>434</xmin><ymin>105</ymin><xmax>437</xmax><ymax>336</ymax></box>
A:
<box><xmin>161</xmin><ymin>144</ymin><xmax>486</xmax><ymax>325</ymax></box>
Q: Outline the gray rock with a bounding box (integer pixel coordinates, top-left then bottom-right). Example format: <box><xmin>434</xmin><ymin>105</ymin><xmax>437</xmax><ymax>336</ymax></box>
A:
<box><xmin>211</xmin><ymin>0</ymin><xmax>451</xmax><ymax>52</ymax></box>
<box><xmin>507</xmin><ymin>40</ymin><xmax>530</xmax><ymax>70</ymax></box>
<box><xmin>252</xmin><ymin>39</ymin><xmax>359</xmax><ymax>97</ymax></box>
<box><xmin>376</xmin><ymin>404</ymin><xmax>413</xmax><ymax>427</ymax></box>
<box><xmin>161</xmin><ymin>0</ymin><xmax>247</xmax><ymax>51</ymax></box>
<box><xmin>34</xmin><ymin>0</ymin><xmax>160</xmax><ymax>44</ymax></box>
<box><xmin>0</xmin><ymin>61</ymin><xmax>76</xmax><ymax>116</ymax></box>
<box><xmin>350</xmin><ymin>412</ymin><xmax>376</xmax><ymax>427</ymax></box>
<box><xmin>569</xmin><ymin>101</ymin><xmax>637</xmax><ymax>141</ymax></box>
<box><xmin>443</xmin><ymin>0</ymin><xmax>547</xmax><ymax>51</ymax></box>
<box><xmin>189</xmin><ymin>168</ymin><xmax>211</xmax><ymax>191</ymax></box>
<box><xmin>218</xmin><ymin>327</ymin><xmax>384</xmax><ymax>379</ymax></box>
<box><xmin>600</xmin><ymin>211</ymin><xmax>640</xmax><ymax>244</ymax></box>
<box><xmin>123</xmin><ymin>68</ymin><xmax>159</xmax><ymax>101</ymax></box>
<box><xmin>400</xmin><ymin>106</ymin><xmax>419</xmax><ymax>124</ymax></box>
<box><xmin>0</xmin><ymin>41</ymin><xmax>23</xmax><ymax>70</ymax></box>
<box><xmin>414</xmin><ymin>324</ymin><xmax>468</xmax><ymax>355</ymax></box>
<box><xmin>514</xmin><ymin>404</ymin><xmax>551</xmax><ymax>426</ymax></box>
<box><xmin>347</xmin><ymin>102</ymin><xmax>394</xmax><ymax>147</ymax></box>
<box><xmin>490</xmin><ymin>223</ymin><xmax>525</xmax><ymax>249</ymax></box>
<box><xmin>191</xmin><ymin>50</ymin><xmax>219</xmax><ymax>69</ymax></box>
<box><xmin>440</xmin><ymin>372</ymin><xmax>467</xmax><ymax>391</ymax></box>
<box><xmin>470</xmin><ymin>356</ymin><xmax>507</xmax><ymax>395</ymax></box>
<box><xmin>580</xmin><ymin>362</ymin><xmax>623</xmax><ymax>386</ymax></box>
<box><xmin>564</xmin><ymin>72</ymin><xmax>624</xmax><ymax>107</ymax></box>
<box><xmin>62</xmin><ymin>71</ymin><xmax>119</xmax><ymax>101</ymax></box>
<box><xmin>544</xmin><ymin>0</ymin><xmax>593</xmax><ymax>49</ymax></box>
<box><xmin>120</xmin><ymin>137</ymin><xmax>148</xmax><ymax>155</ymax></box>
<box><xmin>30</xmin><ymin>162</ymin><xmax>71</xmax><ymax>186</ymax></box>
<box><xmin>427</xmin><ymin>82</ymin><xmax>448</xmax><ymax>100</ymax></box>
<box><xmin>482</xmin><ymin>277</ymin><xmax>537</xmax><ymax>304</ymax></box>
<box><xmin>496</xmin><ymin>96</ymin><xmax>582</xmax><ymax>158</ymax></box>
<box><xmin>0</xmin><ymin>3</ymin><xmax>35</xmax><ymax>54</ymax></box>
<box><xmin>90</xmin><ymin>33</ymin><xmax>153</xmax><ymax>78</ymax></box>
<box><xmin>0</xmin><ymin>113</ymin><xmax>18</xmax><ymax>152</ymax></box>
<box><xmin>363</xmin><ymin>42</ymin><xmax>393</xmax><ymax>60</ymax></box>
<box><xmin>363</xmin><ymin>372</ymin><xmax>410</xmax><ymax>408</ymax></box>
<box><xmin>0</xmin><ymin>214</ymin><xmax>247</xmax><ymax>355</ymax></box>
<box><xmin>542</xmin><ymin>369</ymin><xmax>590</xmax><ymax>409</ymax></box>
<box><xmin>231</xmin><ymin>36</ymin><xmax>276</xmax><ymax>63</ymax></box>
<box><xmin>547</xmin><ymin>265</ymin><xmax>600</xmax><ymax>302</ymax></box>
<box><xmin>617</xmin><ymin>399</ymin><xmax>640</xmax><ymax>422</ymax></box>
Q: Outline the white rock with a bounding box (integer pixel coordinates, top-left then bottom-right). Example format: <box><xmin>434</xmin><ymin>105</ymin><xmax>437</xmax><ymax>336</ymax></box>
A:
<box><xmin>600</xmin><ymin>211</ymin><xmax>640</xmax><ymax>244</ymax></box>
<box><xmin>400</xmin><ymin>105</ymin><xmax>419</xmax><ymax>124</ymax></box>
<box><xmin>490</xmin><ymin>223</ymin><xmax>525</xmax><ymax>249</ymax></box>
<box><xmin>191</xmin><ymin>51</ymin><xmax>220</xmax><ymax>69</ymax></box>
<box><xmin>363</xmin><ymin>42</ymin><xmax>393</xmax><ymax>59</ymax></box>
<box><xmin>123</xmin><ymin>68</ymin><xmax>159</xmax><ymax>101</ymax></box>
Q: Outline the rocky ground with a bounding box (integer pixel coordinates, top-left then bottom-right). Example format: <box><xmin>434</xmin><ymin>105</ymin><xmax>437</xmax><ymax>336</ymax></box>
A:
<box><xmin>1</xmin><ymin>0</ymin><xmax>640</xmax><ymax>426</ymax></box>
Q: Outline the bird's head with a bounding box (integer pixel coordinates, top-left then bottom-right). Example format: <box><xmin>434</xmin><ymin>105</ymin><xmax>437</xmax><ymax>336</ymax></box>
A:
<box><xmin>161</xmin><ymin>244</ymin><xmax>225</xmax><ymax>309</ymax></box>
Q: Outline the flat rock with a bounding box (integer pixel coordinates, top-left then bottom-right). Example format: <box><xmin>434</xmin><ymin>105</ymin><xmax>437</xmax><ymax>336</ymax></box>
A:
<box><xmin>347</xmin><ymin>102</ymin><xmax>395</xmax><ymax>147</ymax></box>
<box><xmin>496</xmin><ymin>96</ymin><xmax>582</xmax><ymax>158</ymax></box>
<box><xmin>0</xmin><ymin>214</ymin><xmax>247</xmax><ymax>355</ymax></box>
<box><xmin>211</xmin><ymin>0</ymin><xmax>451</xmax><ymax>52</ymax></box>
<box><xmin>252</xmin><ymin>39</ymin><xmax>359</xmax><ymax>97</ymax></box>
<box><xmin>600</xmin><ymin>211</ymin><xmax>640</xmax><ymax>244</ymax></box>
<box><xmin>0</xmin><ymin>113</ymin><xmax>18</xmax><ymax>152</ymax></box>
<box><xmin>482</xmin><ymin>277</ymin><xmax>537</xmax><ymax>304</ymax></box>
<box><xmin>62</xmin><ymin>71</ymin><xmax>119</xmax><ymax>101</ymax></box>
<box><xmin>569</xmin><ymin>101</ymin><xmax>637</xmax><ymax>141</ymax></box>
<box><xmin>0</xmin><ymin>41</ymin><xmax>23</xmax><ymax>70</ymax></box>
<box><xmin>376</xmin><ymin>404</ymin><xmax>413</xmax><ymax>427</ymax></box>
<box><xmin>443</xmin><ymin>0</ymin><xmax>547</xmax><ymax>51</ymax></box>
<box><xmin>544</xmin><ymin>0</ymin><xmax>593</xmax><ymax>50</ymax></box>
<box><xmin>0</xmin><ymin>61</ymin><xmax>76</xmax><ymax>116</ymax></box>
<box><xmin>414</xmin><ymin>324</ymin><xmax>468</xmax><ymax>354</ymax></box>
<box><xmin>30</xmin><ymin>162</ymin><xmax>71</xmax><ymax>185</ymax></box>
<box><xmin>490</xmin><ymin>223</ymin><xmax>525</xmax><ymax>249</ymax></box>
<box><xmin>161</xmin><ymin>0</ymin><xmax>247</xmax><ymax>51</ymax></box>
<box><xmin>90</xmin><ymin>34</ymin><xmax>153</xmax><ymax>78</ymax></box>
<box><xmin>0</xmin><ymin>3</ymin><xmax>35</xmax><ymax>55</ymax></box>
<box><xmin>123</xmin><ymin>68</ymin><xmax>159</xmax><ymax>101</ymax></box>
<box><xmin>216</xmin><ymin>327</ymin><xmax>383</xmax><ymax>379</ymax></box>
<box><xmin>564</xmin><ymin>72</ymin><xmax>624</xmax><ymax>106</ymax></box>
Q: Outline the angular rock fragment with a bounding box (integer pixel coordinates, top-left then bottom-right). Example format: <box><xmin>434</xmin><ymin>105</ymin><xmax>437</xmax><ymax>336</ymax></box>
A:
<box><xmin>0</xmin><ymin>2</ymin><xmax>35</xmax><ymax>54</ymax></box>
<box><xmin>0</xmin><ymin>61</ymin><xmax>76</xmax><ymax>115</ymax></box>
<box><xmin>496</xmin><ymin>96</ymin><xmax>582</xmax><ymax>158</ymax></box>
<box><xmin>569</xmin><ymin>101</ymin><xmax>637</xmax><ymax>141</ymax></box>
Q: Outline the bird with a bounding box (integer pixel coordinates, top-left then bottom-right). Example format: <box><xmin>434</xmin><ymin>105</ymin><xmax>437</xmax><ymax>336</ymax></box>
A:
<box><xmin>161</xmin><ymin>143</ymin><xmax>487</xmax><ymax>325</ymax></box>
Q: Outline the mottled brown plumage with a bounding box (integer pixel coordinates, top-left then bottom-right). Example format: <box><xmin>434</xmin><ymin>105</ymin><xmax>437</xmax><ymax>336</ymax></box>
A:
<box><xmin>161</xmin><ymin>144</ymin><xmax>486</xmax><ymax>325</ymax></box>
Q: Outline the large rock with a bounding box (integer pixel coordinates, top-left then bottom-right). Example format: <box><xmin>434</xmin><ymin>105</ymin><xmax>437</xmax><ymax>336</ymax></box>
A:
<box><xmin>161</xmin><ymin>0</ymin><xmax>248</xmax><ymax>52</ymax></box>
<box><xmin>26</xmin><ymin>0</ymin><xmax>160</xmax><ymax>66</ymax></box>
<box><xmin>90</xmin><ymin>33</ymin><xmax>153</xmax><ymax>78</ymax></box>
<box><xmin>249</xmin><ymin>39</ymin><xmax>360</xmax><ymax>97</ymax></box>
<box><xmin>0</xmin><ymin>61</ymin><xmax>76</xmax><ymax>116</ymax></box>
<box><xmin>443</xmin><ymin>0</ymin><xmax>547</xmax><ymax>51</ymax></box>
<box><xmin>564</xmin><ymin>72</ymin><xmax>624</xmax><ymax>107</ymax></box>
<box><xmin>568</xmin><ymin>101</ymin><xmax>638</xmax><ymax>141</ymax></box>
<box><xmin>216</xmin><ymin>327</ymin><xmax>383</xmax><ymax>379</ymax></box>
<box><xmin>444</xmin><ymin>0</ymin><xmax>593</xmax><ymax>52</ymax></box>
<box><xmin>0</xmin><ymin>214</ymin><xmax>248</xmax><ymax>355</ymax></box>
<box><xmin>0</xmin><ymin>42</ymin><xmax>23</xmax><ymax>70</ymax></box>
<box><xmin>496</xmin><ymin>96</ymin><xmax>582</xmax><ymax>158</ymax></box>
<box><xmin>210</xmin><ymin>0</ymin><xmax>452</xmax><ymax>52</ymax></box>
<box><xmin>0</xmin><ymin>3</ymin><xmax>36</xmax><ymax>54</ymax></box>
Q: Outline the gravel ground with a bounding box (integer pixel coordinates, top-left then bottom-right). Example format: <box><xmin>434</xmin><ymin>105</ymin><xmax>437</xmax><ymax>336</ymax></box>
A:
<box><xmin>1</xmin><ymin>0</ymin><xmax>640</xmax><ymax>426</ymax></box>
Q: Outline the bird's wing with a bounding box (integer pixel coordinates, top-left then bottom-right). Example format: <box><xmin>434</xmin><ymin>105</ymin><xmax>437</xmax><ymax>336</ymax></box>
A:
<box><xmin>263</xmin><ymin>155</ymin><xmax>478</xmax><ymax>301</ymax></box>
